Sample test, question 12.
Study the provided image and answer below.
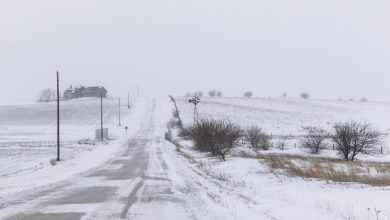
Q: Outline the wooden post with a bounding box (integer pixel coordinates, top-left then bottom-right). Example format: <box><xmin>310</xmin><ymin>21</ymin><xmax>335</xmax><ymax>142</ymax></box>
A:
<box><xmin>127</xmin><ymin>90</ymin><xmax>130</xmax><ymax>109</ymax></box>
<box><xmin>56</xmin><ymin>71</ymin><xmax>60</xmax><ymax>161</ymax></box>
<box><xmin>118</xmin><ymin>98</ymin><xmax>121</xmax><ymax>126</ymax></box>
<box><xmin>101</xmin><ymin>94</ymin><xmax>103</xmax><ymax>141</ymax></box>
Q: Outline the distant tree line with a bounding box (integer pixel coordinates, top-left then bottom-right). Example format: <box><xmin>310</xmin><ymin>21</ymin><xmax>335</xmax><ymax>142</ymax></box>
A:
<box><xmin>37</xmin><ymin>88</ymin><xmax>57</xmax><ymax>102</ymax></box>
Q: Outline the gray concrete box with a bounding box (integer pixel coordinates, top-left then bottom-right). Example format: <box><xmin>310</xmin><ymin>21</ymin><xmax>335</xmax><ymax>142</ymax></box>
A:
<box><xmin>95</xmin><ymin>128</ymin><xmax>108</xmax><ymax>140</ymax></box>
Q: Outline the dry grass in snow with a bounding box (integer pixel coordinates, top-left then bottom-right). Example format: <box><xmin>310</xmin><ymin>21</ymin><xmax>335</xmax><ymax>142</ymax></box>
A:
<box><xmin>241</xmin><ymin>153</ymin><xmax>390</xmax><ymax>186</ymax></box>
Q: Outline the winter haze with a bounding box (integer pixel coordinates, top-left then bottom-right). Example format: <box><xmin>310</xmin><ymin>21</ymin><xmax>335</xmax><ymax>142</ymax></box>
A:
<box><xmin>1</xmin><ymin>0</ymin><xmax>390</xmax><ymax>102</ymax></box>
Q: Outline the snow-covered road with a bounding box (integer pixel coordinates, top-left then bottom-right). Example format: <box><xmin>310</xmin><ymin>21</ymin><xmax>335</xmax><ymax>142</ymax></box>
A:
<box><xmin>0</xmin><ymin>99</ymin><xmax>236</xmax><ymax>220</ymax></box>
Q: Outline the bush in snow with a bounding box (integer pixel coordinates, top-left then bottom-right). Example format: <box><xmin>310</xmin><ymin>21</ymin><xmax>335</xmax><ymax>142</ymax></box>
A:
<box><xmin>194</xmin><ymin>91</ymin><xmax>204</xmax><ymax>98</ymax></box>
<box><xmin>330</xmin><ymin>121</ymin><xmax>382</xmax><ymax>161</ymax></box>
<box><xmin>165</xmin><ymin>130</ymin><xmax>172</xmax><ymax>141</ymax></box>
<box><xmin>37</xmin><ymin>88</ymin><xmax>57</xmax><ymax>102</ymax></box>
<box><xmin>245</xmin><ymin>126</ymin><xmax>271</xmax><ymax>151</ymax></box>
<box><xmin>167</xmin><ymin>119</ymin><xmax>179</xmax><ymax>129</ymax></box>
<box><xmin>300</xmin><ymin>92</ymin><xmax>310</xmax><ymax>100</ymax></box>
<box><xmin>188</xmin><ymin>118</ymin><xmax>242</xmax><ymax>161</ymax></box>
<box><xmin>300</xmin><ymin>126</ymin><xmax>327</xmax><ymax>154</ymax></box>
<box><xmin>216</xmin><ymin>91</ymin><xmax>222</xmax><ymax>98</ymax></box>
<box><xmin>244</xmin><ymin>91</ymin><xmax>253</xmax><ymax>98</ymax></box>
<box><xmin>208</xmin><ymin>90</ymin><xmax>217</xmax><ymax>97</ymax></box>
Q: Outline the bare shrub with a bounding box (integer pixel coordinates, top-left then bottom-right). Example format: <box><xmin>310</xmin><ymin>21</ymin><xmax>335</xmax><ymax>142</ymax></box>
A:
<box><xmin>194</xmin><ymin>91</ymin><xmax>204</xmax><ymax>97</ymax></box>
<box><xmin>330</xmin><ymin>121</ymin><xmax>382</xmax><ymax>161</ymax></box>
<box><xmin>300</xmin><ymin>126</ymin><xmax>327</xmax><ymax>154</ymax></box>
<box><xmin>245</xmin><ymin>126</ymin><xmax>271</xmax><ymax>151</ymax></box>
<box><xmin>216</xmin><ymin>91</ymin><xmax>222</xmax><ymax>98</ymax></box>
<box><xmin>360</xmin><ymin>97</ymin><xmax>368</xmax><ymax>102</ymax></box>
<box><xmin>178</xmin><ymin>127</ymin><xmax>190</xmax><ymax>139</ymax></box>
<box><xmin>38</xmin><ymin>88</ymin><xmax>57</xmax><ymax>102</ymax></box>
<box><xmin>50</xmin><ymin>158</ymin><xmax>57</xmax><ymax>166</ymax></box>
<box><xmin>244</xmin><ymin>91</ymin><xmax>253</xmax><ymax>98</ymax></box>
<box><xmin>188</xmin><ymin>119</ymin><xmax>242</xmax><ymax>161</ymax></box>
<box><xmin>208</xmin><ymin>90</ymin><xmax>217</xmax><ymax>97</ymax></box>
<box><xmin>167</xmin><ymin>119</ymin><xmax>179</xmax><ymax>129</ymax></box>
<box><xmin>165</xmin><ymin>130</ymin><xmax>172</xmax><ymax>141</ymax></box>
<box><xmin>277</xmin><ymin>137</ymin><xmax>288</xmax><ymax>150</ymax></box>
<box><xmin>300</xmin><ymin>92</ymin><xmax>310</xmax><ymax>100</ymax></box>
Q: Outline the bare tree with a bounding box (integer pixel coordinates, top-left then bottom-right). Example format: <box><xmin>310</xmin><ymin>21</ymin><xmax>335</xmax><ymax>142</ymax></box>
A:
<box><xmin>37</xmin><ymin>88</ymin><xmax>57</xmax><ymax>102</ymax></box>
<box><xmin>282</xmin><ymin>92</ymin><xmax>287</xmax><ymax>98</ymax></box>
<box><xmin>244</xmin><ymin>91</ymin><xmax>253</xmax><ymax>98</ymax></box>
<box><xmin>300</xmin><ymin>92</ymin><xmax>310</xmax><ymax>100</ymax></box>
<box><xmin>300</xmin><ymin>126</ymin><xmax>327</xmax><ymax>154</ymax></box>
<box><xmin>330</xmin><ymin>121</ymin><xmax>382</xmax><ymax>161</ymax></box>
<box><xmin>188</xmin><ymin>119</ymin><xmax>242</xmax><ymax>161</ymax></box>
<box><xmin>208</xmin><ymin>90</ymin><xmax>217</xmax><ymax>97</ymax></box>
<box><xmin>245</xmin><ymin>126</ymin><xmax>271</xmax><ymax>151</ymax></box>
<box><xmin>194</xmin><ymin>91</ymin><xmax>204</xmax><ymax>97</ymax></box>
<box><xmin>277</xmin><ymin>137</ymin><xmax>288</xmax><ymax>150</ymax></box>
<box><xmin>360</xmin><ymin>97</ymin><xmax>368</xmax><ymax>102</ymax></box>
<box><xmin>216</xmin><ymin>91</ymin><xmax>222</xmax><ymax>98</ymax></box>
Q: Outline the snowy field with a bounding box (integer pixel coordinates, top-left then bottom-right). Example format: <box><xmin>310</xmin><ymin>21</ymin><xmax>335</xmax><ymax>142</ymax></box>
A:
<box><xmin>176</xmin><ymin>97</ymin><xmax>390</xmax><ymax>136</ymax></box>
<box><xmin>0</xmin><ymin>98</ymin><xmax>148</xmax><ymax>202</ymax></box>
<box><xmin>171</xmin><ymin>97</ymin><xmax>390</xmax><ymax>220</ymax></box>
<box><xmin>176</xmin><ymin>97</ymin><xmax>390</xmax><ymax>156</ymax></box>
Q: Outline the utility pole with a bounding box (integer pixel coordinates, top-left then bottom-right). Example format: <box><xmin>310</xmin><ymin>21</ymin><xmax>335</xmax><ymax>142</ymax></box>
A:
<box><xmin>133</xmin><ymin>85</ymin><xmax>135</xmax><ymax>100</ymax></box>
<box><xmin>56</xmin><ymin>71</ymin><xmax>60</xmax><ymax>161</ymax></box>
<box><xmin>127</xmin><ymin>90</ymin><xmax>130</xmax><ymax>109</ymax></box>
<box><xmin>100</xmin><ymin>93</ymin><xmax>103</xmax><ymax>141</ymax></box>
<box><xmin>118</xmin><ymin>98</ymin><xmax>121</xmax><ymax>126</ymax></box>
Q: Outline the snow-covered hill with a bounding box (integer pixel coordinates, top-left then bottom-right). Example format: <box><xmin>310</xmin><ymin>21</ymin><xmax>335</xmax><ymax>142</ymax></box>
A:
<box><xmin>0</xmin><ymin>97</ymin><xmax>129</xmax><ymax>144</ymax></box>
<box><xmin>177</xmin><ymin>96</ymin><xmax>390</xmax><ymax>142</ymax></box>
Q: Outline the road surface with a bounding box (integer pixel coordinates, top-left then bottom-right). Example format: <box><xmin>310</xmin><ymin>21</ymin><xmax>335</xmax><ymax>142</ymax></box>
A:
<box><xmin>0</xmin><ymin>99</ymin><xmax>212</xmax><ymax>220</ymax></box>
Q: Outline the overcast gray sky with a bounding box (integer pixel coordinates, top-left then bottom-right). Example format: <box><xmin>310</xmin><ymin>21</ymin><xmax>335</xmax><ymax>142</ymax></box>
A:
<box><xmin>1</xmin><ymin>0</ymin><xmax>389</xmax><ymax>102</ymax></box>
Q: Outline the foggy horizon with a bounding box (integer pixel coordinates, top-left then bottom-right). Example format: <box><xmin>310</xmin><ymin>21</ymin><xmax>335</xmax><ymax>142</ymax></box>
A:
<box><xmin>1</xmin><ymin>0</ymin><xmax>389</xmax><ymax>102</ymax></box>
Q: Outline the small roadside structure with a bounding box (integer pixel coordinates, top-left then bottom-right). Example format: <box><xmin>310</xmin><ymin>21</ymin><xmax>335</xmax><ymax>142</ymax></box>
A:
<box><xmin>95</xmin><ymin>128</ymin><xmax>108</xmax><ymax>141</ymax></box>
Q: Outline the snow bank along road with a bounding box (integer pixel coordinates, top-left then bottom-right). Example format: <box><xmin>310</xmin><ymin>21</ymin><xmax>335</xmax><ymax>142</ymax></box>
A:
<box><xmin>0</xmin><ymin>99</ymin><xmax>242</xmax><ymax>220</ymax></box>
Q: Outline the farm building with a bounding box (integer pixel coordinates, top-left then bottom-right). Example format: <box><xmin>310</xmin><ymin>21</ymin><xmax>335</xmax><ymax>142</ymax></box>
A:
<box><xmin>63</xmin><ymin>85</ymin><xmax>107</xmax><ymax>100</ymax></box>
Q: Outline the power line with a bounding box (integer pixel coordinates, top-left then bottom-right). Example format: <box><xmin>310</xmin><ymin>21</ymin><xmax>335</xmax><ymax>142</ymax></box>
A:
<box><xmin>0</xmin><ymin>35</ymin><xmax>59</xmax><ymax>81</ymax></box>
<box><xmin>0</xmin><ymin>36</ymin><xmax>56</xmax><ymax>72</ymax></box>
<box><xmin>0</xmin><ymin>52</ymin><xmax>52</xmax><ymax>80</ymax></box>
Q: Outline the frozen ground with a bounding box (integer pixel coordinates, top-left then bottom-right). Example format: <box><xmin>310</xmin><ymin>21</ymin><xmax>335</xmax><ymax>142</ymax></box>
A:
<box><xmin>2</xmin><ymin>97</ymin><xmax>390</xmax><ymax>220</ymax></box>
<box><xmin>171</xmin><ymin>97</ymin><xmax>390</xmax><ymax>219</ymax></box>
